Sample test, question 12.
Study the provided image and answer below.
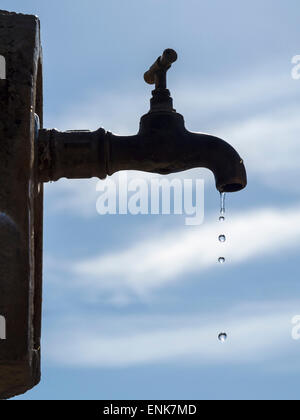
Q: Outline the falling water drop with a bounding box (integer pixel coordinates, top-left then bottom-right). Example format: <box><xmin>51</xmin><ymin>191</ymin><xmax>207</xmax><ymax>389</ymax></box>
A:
<box><xmin>220</xmin><ymin>192</ymin><xmax>226</xmax><ymax>215</ymax></box>
<box><xmin>218</xmin><ymin>234</ymin><xmax>226</xmax><ymax>243</ymax></box>
<box><xmin>218</xmin><ymin>332</ymin><xmax>227</xmax><ymax>343</ymax></box>
<box><xmin>217</xmin><ymin>193</ymin><xmax>229</xmax><ymax>342</ymax></box>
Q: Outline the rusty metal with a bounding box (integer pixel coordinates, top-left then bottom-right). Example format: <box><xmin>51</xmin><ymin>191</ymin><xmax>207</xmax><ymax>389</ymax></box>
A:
<box><xmin>39</xmin><ymin>112</ymin><xmax>247</xmax><ymax>192</ymax></box>
<box><xmin>144</xmin><ymin>48</ymin><xmax>178</xmax><ymax>87</ymax></box>
<box><xmin>0</xmin><ymin>15</ymin><xmax>247</xmax><ymax>400</ymax></box>
<box><xmin>38</xmin><ymin>128</ymin><xmax>108</xmax><ymax>182</ymax></box>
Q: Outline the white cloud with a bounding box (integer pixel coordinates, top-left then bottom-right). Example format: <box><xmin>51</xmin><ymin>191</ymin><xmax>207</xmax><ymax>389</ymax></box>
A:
<box><xmin>45</xmin><ymin>301</ymin><xmax>299</xmax><ymax>368</ymax></box>
<box><xmin>176</xmin><ymin>70</ymin><xmax>296</xmax><ymax>125</ymax></box>
<box><xmin>44</xmin><ymin>170</ymin><xmax>197</xmax><ymax>218</ymax></box>
<box><xmin>48</xmin><ymin>204</ymin><xmax>300</xmax><ymax>302</ymax></box>
<box><xmin>46</xmin><ymin>63</ymin><xmax>296</xmax><ymax>135</ymax></box>
<box><xmin>45</xmin><ymin>178</ymin><xmax>100</xmax><ymax>217</ymax></box>
<box><xmin>45</xmin><ymin>89</ymin><xmax>145</xmax><ymax>135</ymax></box>
<box><xmin>219</xmin><ymin>105</ymin><xmax>300</xmax><ymax>175</ymax></box>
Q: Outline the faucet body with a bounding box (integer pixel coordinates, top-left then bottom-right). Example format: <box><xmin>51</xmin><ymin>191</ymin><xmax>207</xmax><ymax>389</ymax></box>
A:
<box><xmin>39</xmin><ymin>49</ymin><xmax>246</xmax><ymax>192</ymax></box>
<box><xmin>39</xmin><ymin>103</ymin><xmax>246</xmax><ymax>193</ymax></box>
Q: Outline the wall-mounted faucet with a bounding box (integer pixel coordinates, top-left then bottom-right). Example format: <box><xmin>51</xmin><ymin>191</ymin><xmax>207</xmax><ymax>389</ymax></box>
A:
<box><xmin>38</xmin><ymin>49</ymin><xmax>247</xmax><ymax>193</ymax></box>
<box><xmin>0</xmin><ymin>9</ymin><xmax>246</xmax><ymax>400</ymax></box>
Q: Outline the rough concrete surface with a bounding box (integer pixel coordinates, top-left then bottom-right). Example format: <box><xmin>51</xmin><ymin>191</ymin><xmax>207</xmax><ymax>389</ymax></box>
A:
<box><xmin>0</xmin><ymin>9</ymin><xmax>43</xmax><ymax>399</ymax></box>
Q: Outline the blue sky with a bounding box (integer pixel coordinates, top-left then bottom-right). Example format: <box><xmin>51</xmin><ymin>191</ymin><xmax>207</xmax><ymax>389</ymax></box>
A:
<box><xmin>3</xmin><ymin>0</ymin><xmax>300</xmax><ymax>399</ymax></box>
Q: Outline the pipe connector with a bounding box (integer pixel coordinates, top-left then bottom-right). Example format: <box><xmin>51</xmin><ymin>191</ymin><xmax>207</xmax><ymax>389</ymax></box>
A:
<box><xmin>38</xmin><ymin>128</ymin><xmax>108</xmax><ymax>182</ymax></box>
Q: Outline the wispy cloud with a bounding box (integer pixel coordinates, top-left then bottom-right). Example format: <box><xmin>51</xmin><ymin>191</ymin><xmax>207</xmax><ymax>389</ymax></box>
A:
<box><xmin>177</xmin><ymin>69</ymin><xmax>297</xmax><ymax>126</ymax></box>
<box><xmin>44</xmin><ymin>170</ymin><xmax>188</xmax><ymax>218</ymax></box>
<box><xmin>46</xmin><ymin>204</ymin><xmax>300</xmax><ymax>303</ymax></box>
<box><xmin>46</xmin><ymin>63</ymin><xmax>296</xmax><ymax>134</ymax></box>
<box><xmin>45</xmin><ymin>300</ymin><xmax>299</xmax><ymax>368</ymax></box>
<box><xmin>45</xmin><ymin>178</ymin><xmax>100</xmax><ymax>217</ymax></box>
<box><xmin>219</xmin><ymin>105</ymin><xmax>300</xmax><ymax>175</ymax></box>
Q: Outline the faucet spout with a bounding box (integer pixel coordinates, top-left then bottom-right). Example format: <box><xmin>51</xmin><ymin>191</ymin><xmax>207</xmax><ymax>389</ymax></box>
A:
<box><xmin>185</xmin><ymin>132</ymin><xmax>247</xmax><ymax>193</ymax></box>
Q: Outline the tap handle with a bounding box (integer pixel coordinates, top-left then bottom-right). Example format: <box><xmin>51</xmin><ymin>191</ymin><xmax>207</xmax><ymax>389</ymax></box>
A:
<box><xmin>144</xmin><ymin>49</ymin><xmax>178</xmax><ymax>86</ymax></box>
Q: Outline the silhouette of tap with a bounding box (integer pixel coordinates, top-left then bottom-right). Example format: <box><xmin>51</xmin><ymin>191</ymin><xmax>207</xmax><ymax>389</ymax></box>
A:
<box><xmin>38</xmin><ymin>49</ymin><xmax>247</xmax><ymax>193</ymax></box>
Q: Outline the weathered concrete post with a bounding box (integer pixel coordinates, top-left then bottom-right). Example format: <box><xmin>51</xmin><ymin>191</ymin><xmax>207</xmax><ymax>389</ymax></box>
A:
<box><xmin>0</xmin><ymin>10</ymin><xmax>43</xmax><ymax>399</ymax></box>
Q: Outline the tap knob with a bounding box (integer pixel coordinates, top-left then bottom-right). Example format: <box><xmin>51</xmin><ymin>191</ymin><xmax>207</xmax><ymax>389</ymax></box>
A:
<box><xmin>144</xmin><ymin>48</ymin><xmax>177</xmax><ymax>89</ymax></box>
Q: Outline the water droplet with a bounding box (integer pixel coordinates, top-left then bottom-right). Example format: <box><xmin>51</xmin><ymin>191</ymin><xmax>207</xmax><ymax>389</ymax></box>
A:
<box><xmin>218</xmin><ymin>257</ymin><xmax>225</xmax><ymax>264</ymax></box>
<box><xmin>218</xmin><ymin>235</ymin><xmax>226</xmax><ymax>243</ymax></box>
<box><xmin>218</xmin><ymin>332</ymin><xmax>227</xmax><ymax>343</ymax></box>
<box><xmin>219</xmin><ymin>216</ymin><xmax>225</xmax><ymax>222</ymax></box>
<box><xmin>220</xmin><ymin>192</ymin><xmax>226</xmax><ymax>215</ymax></box>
